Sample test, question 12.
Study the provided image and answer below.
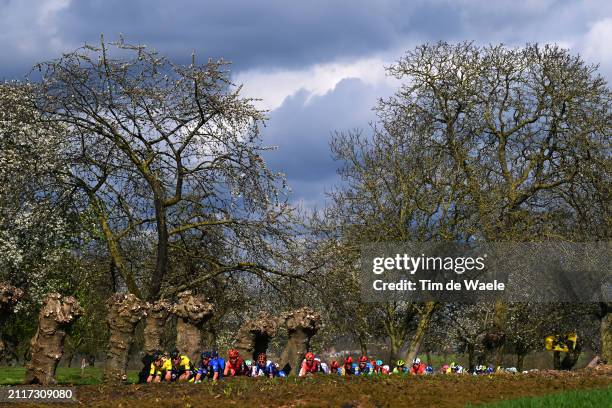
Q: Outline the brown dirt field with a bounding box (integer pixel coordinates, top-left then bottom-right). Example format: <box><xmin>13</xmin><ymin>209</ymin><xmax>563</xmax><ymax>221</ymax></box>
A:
<box><xmin>11</xmin><ymin>368</ymin><xmax>612</xmax><ymax>408</ymax></box>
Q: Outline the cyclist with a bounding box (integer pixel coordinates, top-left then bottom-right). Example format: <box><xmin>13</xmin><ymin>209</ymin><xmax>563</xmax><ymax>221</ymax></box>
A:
<box><xmin>251</xmin><ymin>352</ymin><xmax>277</xmax><ymax>378</ymax></box>
<box><xmin>194</xmin><ymin>351</ymin><xmax>211</xmax><ymax>382</ymax></box>
<box><xmin>146</xmin><ymin>351</ymin><xmax>166</xmax><ymax>383</ymax></box>
<box><xmin>209</xmin><ymin>350</ymin><xmax>225</xmax><ymax>380</ymax></box>
<box><xmin>224</xmin><ymin>349</ymin><xmax>248</xmax><ymax>377</ymax></box>
<box><xmin>164</xmin><ymin>349</ymin><xmax>194</xmax><ymax>382</ymax></box>
<box><xmin>340</xmin><ymin>356</ymin><xmax>354</xmax><ymax>375</ymax></box>
<box><xmin>373</xmin><ymin>359</ymin><xmax>384</xmax><ymax>374</ymax></box>
<box><xmin>410</xmin><ymin>357</ymin><xmax>426</xmax><ymax>375</ymax></box>
<box><xmin>355</xmin><ymin>356</ymin><xmax>372</xmax><ymax>375</ymax></box>
<box><xmin>330</xmin><ymin>360</ymin><xmax>341</xmax><ymax>375</ymax></box>
<box><xmin>299</xmin><ymin>352</ymin><xmax>321</xmax><ymax>376</ymax></box>
<box><xmin>245</xmin><ymin>359</ymin><xmax>254</xmax><ymax>377</ymax></box>
<box><xmin>393</xmin><ymin>359</ymin><xmax>408</xmax><ymax>374</ymax></box>
<box><xmin>318</xmin><ymin>358</ymin><xmax>330</xmax><ymax>374</ymax></box>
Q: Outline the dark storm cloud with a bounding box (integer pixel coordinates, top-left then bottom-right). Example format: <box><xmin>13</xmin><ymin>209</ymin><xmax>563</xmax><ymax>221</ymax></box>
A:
<box><xmin>261</xmin><ymin>78</ymin><xmax>392</xmax><ymax>205</ymax></box>
<box><xmin>3</xmin><ymin>1</ymin><xmax>612</xmax><ymax>79</ymax></box>
<box><xmin>0</xmin><ymin>0</ymin><xmax>413</xmax><ymax>77</ymax></box>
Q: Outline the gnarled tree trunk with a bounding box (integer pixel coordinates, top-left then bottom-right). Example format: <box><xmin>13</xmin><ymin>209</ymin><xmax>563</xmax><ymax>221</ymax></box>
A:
<box><xmin>24</xmin><ymin>294</ymin><xmax>82</xmax><ymax>385</ymax></box>
<box><xmin>171</xmin><ymin>291</ymin><xmax>213</xmax><ymax>362</ymax></box>
<box><xmin>279</xmin><ymin>307</ymin><xmax>321</xmax><ymax>376</ymax></box>
<box><xmin>405</xmin><ymin>301</ymin><xmax>437</xmax><ymax>364</ymax></box>
<box><xmin>104</xmin><ymin>293</ymin><xmax>147</xmax><ymax>384</ymax></box>
<box><xmin>0</xmin><ymin>283</ymin><xmax>23</xmax><ymax>361</ymax></box>
<box><xmin>234</xmin><ymin>312</ymin><xmax>279</xmax><ymax>360</ymax></box>
<box><xmin>143</xmin><ymin>300</ymin><xmax>171</xmax><ymax>355</ymax></box>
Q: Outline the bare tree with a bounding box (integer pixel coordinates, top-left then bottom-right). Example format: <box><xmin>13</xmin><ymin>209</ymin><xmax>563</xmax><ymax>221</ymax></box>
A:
<box><xmin>34</xmin><ymin>37</ymin><xmax>300</xmax><ymax>300</ymax></box>
<box><xmin>323</xmin><ymin>42</ymin><xmax>610</xmax><ymax>362</ymax></box>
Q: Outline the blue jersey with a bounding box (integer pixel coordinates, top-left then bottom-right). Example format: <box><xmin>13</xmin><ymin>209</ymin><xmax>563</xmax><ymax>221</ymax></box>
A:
<box><xmin>252</xmin><ymin>361</ymin><xmax>277</xmax><ymax>377</ymax></box>
<box><xmin>356</xmin><ymin>362</ymin><xmax>373</xmax><ymax>375</ymax></box>
<box><xmin>198</xmin><ymin>357</ymin><xmax>225</xmax><ymax>379</ymax></box>
<box><xmin>211</xmin><ymin>357</ymin><xmax>225</xmax><ymax>376</ymax></box>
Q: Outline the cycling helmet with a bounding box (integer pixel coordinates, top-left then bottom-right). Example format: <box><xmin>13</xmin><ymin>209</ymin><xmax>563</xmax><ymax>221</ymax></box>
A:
<box><xmin>413</xmin><ymin>358</ymin><xmax>421</xmax><ymax>365</ymax></box>
<box><xmin>170</xmin><ymin>349</ymin><xmax>180</xmax><ymax>359</ymax></box>
<box><xmin>331</xmin><ymin>361</ymin><xmax>340</xmax><ymax>369</ymax></box>
<box><xmin>344</xmin><ymin>356</ymin><xmax>353</xmax><ymax>364</ymax></box>
<box><xmin>396</xmin><ymin>359</ymin><xmax>406</xmax><ymax>367</ymax></box>
<box><xmin>245</xmin><ymin>359</ymin><xmax>253</xmax><ymax>366</ymax></box>
<box><xmin>376</xmin><ymin>360</ymin><xmax>383</xmax><ymax>366</ymax></box>
<box><xmin>228</xmin><ymin>349</ymin><xmax>239</xmax><ymax>359</ymax></box>
<box><xmin>305</xmin><ymin>352</ymin><xmax>315</xmax><ymax>361</ymax></box>
<box><xmin>425</xmin><ymin>365</ymin><xmax>433</xmax><ymax>374</ymax></box>
<box><xmin>211</xmin><ymin>350</ymin><xmax>219</xmax><ymax>358</ymax></box>
<box><xmin>152</xmin><ymin>350</ymin><xmax>162</xmax><ymax>361</ymax></box>
<box><xmin>358</xmin><ymin>356</ymin><xmax>368</xmax><ymax>363</ymax></box>
<box><xmin>257</xmin><ymin>352</ymin><xmax>267</xmax><ymax>362</ymax></box>
<box><xmin>201</xmin><ymin>351</ymin><xmax>211</xmax><ymax>360</ymax></box>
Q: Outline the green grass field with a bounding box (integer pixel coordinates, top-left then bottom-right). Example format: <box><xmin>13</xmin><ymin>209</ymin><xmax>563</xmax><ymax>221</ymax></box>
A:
<box><xmin>480</xmin><ymin>386</ymin><xmax>612</xmax><ymax>407</ymax></box>
<box><xmin>0</xmin><ymin>366</ymin><xmax>138</xmax><ymax>385</ymax></box>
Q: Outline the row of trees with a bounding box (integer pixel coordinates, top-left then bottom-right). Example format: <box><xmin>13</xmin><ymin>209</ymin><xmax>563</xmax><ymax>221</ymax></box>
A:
<box><xmin>0</xmin><ymin>39</ymin><xmax>609</xmax><ymax>369</ymax></box>
<box><xmin>311</xmin><ymin>42</ymin><xmax>610</xmax><ymax>365</ymax></box>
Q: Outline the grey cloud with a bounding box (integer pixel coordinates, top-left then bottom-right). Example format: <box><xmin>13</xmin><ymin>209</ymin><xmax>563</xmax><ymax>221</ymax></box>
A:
<box><xmin>262</xmin><ymin>78</ymin><xmax>393</xmax><ymax>205</ymax></box>
<box><xmin>3</xmin><ymin>1</ymin><xmax>610</xmax><ymax>79</ymax></box>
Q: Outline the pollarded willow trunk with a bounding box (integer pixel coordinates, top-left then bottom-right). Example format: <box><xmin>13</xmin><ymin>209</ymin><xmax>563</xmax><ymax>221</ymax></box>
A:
<box><xmin>234</xmin><ymin>312</ymin><xmax>279</xmax><ymax>360</ymax></box>
<box><xmin>171</xmin><ymin>291</ymin><xmax>214</xmax><ymax>362</ymax></box>
<box><xmin>279</xmin><ymin>307</ymin><xmax>322</xmax><ymax>376</ymax></box>
<box><xmin>24</xmin><ymin>294</ymin><xmax>82</xmax><ymax>385</ymax></box>
<box><xmin>143</xmin><ymin>300</ymin><xmax>171</xmax><ymax>355</ymax></box>
<box><xmin>0</xmin><ymin>283</ymin><xmax>23</xmax><ymax>361</ymax></box>
<box><xmin>104</xmin><ymin>293</ymin><xmax>147</xmax><ymax>384</ymax></box>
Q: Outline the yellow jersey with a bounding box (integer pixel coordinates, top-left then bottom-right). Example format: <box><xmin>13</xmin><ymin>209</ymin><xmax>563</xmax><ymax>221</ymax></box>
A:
<box><xmin>149</xmin><ymin>357</ymin><xmax>168</xmax><ymax>376</ymax></box>
<box><xmin>163</xmin><ymin>355</ymin><xmax>192</xmax><ymax>372</ymax></box>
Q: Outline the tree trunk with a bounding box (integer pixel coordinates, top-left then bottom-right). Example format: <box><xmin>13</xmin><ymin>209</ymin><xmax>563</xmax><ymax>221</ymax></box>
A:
<box><xmin>517</xmin><ymin>353</ymin><xmax>525</xmax><ymax>372</ymax></box>
<box><xmin>279</xmin><ymin>308</ymin><xmax>321</xmax><ymax>376</ymax></box>
<box><xmin>560</xmin><ymin>342</ymin><xmax>582</xmax><ymax>371</ymax></box>
<box><xmin>553</xmin><ymin>351</ymin><xmax>561</xmax><ymax>369</ymax></box>
<box><xmin>143</xmin><ymin>300</ymin><xmax>170</xmax><ymax>355</ymax></box>
<box><xmin>148</xmin><ymin>194</ymin><xmax>168</xmax><ymax>301</ymax></box>
<box><xmin>358</xmin><ymin>335</ymin><xmax>368</xmax><ymax>357</ymax></box>
<box><xmin>388</xmin><ymin>334</ymin><xmax>404</xmax><ymax>363</ymax></box>
<box><xmin>467</xmin><ymin>343</ymin><xmax>475</xmax><ymax>371</ymax></box>
<box><xmin>0</xmin><ymin>283</ymin><xmax>23</xmax><ymax>361</ymax></box>
<box><xmin>103</xmin><ymin>293</ymin><xmax>147</xmax><ymax>384</ymax></box>
<box><xmin>171</xmin><ymin>291</ymin><xmax>213</xmax><ymax>362</ymax></box>
<box><xmin>24</xmin><ymin>294</ymin><xmax>82</xmax><ymax>385</ymax></box>
<box><xmin>491</xmin><ymin>301</ymin><xmax>508</xmax><ymax>367</ymax></box>
<box><xmin>234</xmin><ymin>312</ymin><xmax>279</xmax><ymax>361</ymax></box>
<box><xmin>405</xmin><ymin>301</ymin><xmax>437</xmax><ymax>363</ymax></box>
<box><xmin>600</xmin><ymin>303</ymin><xmax>611</xmax><ymax>363</ymax></box>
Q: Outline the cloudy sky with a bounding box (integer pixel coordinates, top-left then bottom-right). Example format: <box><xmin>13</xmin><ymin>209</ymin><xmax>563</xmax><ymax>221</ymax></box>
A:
<box><xmin>1</xmin><ymin>0</ymin><xmax>611</xmax><ymax>208</ymax></box>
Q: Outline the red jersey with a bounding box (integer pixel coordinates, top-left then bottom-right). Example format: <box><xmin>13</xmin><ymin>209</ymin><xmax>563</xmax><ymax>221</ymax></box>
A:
<box><xmin>301</xmin><ymin>359</ymin><xmax>320</xmax><ymax>374</ymax></box>
<box><xmin>410</xmin><ymin>363</ymin><xmax>426</xmax><ymax>375</ymax></box>
<box><xmin>225</xmin><ymin>357</ymin><xmax>247</xmax><ymax>376</ymax></box>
